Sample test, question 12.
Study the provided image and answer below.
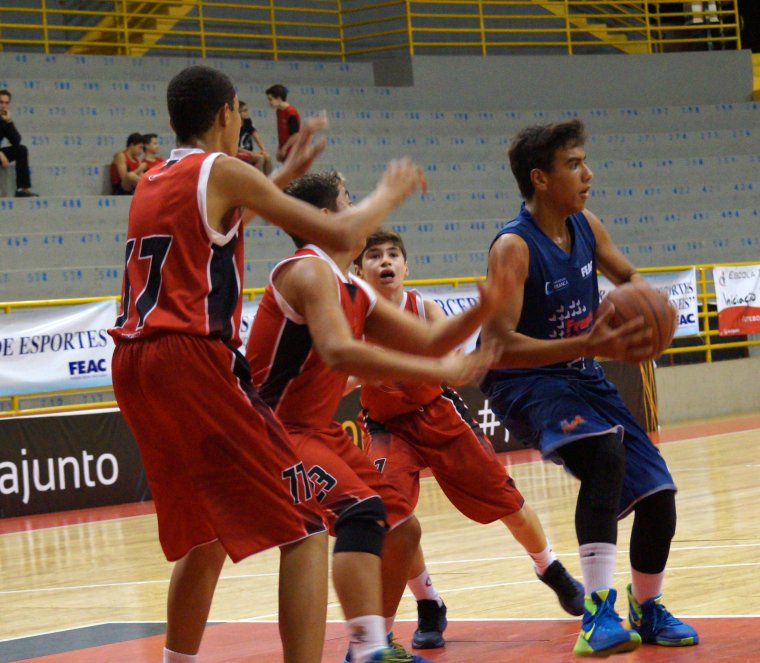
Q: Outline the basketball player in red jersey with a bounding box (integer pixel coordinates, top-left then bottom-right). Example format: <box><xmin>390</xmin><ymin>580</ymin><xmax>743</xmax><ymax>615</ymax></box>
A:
<box><xmin>108</xmin><ymin>66</ymin><xmax>426</xmax><ymax>663</ymax></box>
<box><xmin>353</xmin><ymin>229</ymin><xmax>584</xmax><ymax>650</ymax></box>
<box><xmin>246</xmin><ymin>172</ymin><xmax>501</xmax><ymax>663</ymax></box>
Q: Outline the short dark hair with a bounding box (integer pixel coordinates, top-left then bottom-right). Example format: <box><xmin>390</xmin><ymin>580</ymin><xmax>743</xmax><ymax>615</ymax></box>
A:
<box><xmin>283</xmin><ymin>171</ymin><xmax>344</xmax><ymax>247</ymax></box>
<box><xmin>354</xmin><ymin>229</ymin><xmax>407</xmax><ymax>268</ymax></box>
<box><xmin>508</xmin><ymin>119</ymin><xmax>587</xmax><ymax>200</ymax></box>
<box><xmin>167</xmin><ymin>65</ymin><xmax>236</xmax><ymax>144</ymax></box>
<box><xmin>126</xmin><ymin>132</ymin><xmax>144</xmax><ymax>147</ymax></box>
<box><xmin>265</xmin><ymin>84</ymin><xmax>288</xmax><ymax>101</ymax></box>
<box><xmin>0</xmin><ymin>89</ymin><xmax>10</xmax><ymax>101</ymax></box>
<box><xmin>142</xmin><ymin>132</ymin><xmax>158</xmax><ymax>143</ymax></box>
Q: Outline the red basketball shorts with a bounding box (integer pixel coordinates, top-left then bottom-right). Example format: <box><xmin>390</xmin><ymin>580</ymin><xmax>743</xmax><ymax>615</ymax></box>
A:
<box><xmin>112</xmin><ymin>334</ymin><xmax>326</xmax><ymax>562</ymax></box>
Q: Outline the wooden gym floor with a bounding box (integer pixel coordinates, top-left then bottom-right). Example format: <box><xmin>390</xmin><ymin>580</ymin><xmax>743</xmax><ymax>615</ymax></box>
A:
<box><xmin>1</xmin><ymin>414</ymin><xmax>759</xmax><ymax>662</ymax></box>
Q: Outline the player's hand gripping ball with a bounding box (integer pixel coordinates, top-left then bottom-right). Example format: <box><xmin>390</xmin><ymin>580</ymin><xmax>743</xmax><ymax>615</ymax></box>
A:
<box><xmin>598</xmin><ymin>282</ymin><xmax>677</xmax><ymax>358</ymax></box>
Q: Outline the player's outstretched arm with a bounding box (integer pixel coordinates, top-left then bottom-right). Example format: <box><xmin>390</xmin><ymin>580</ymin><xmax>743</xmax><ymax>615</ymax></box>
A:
<box><xmin>279</xmin><ymin>258</ymin><xmax>486</xmax><ymax>386</ymax></box>
<box><xmin>210</xmin><ymin>153</ymin><xmax>425</xmax><ymax>255</ymax></box>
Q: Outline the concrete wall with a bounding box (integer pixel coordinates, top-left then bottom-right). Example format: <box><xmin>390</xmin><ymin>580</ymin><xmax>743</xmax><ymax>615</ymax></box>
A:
<box><xmin>655</xmin><ymin>356</ymin><xmax>760</xmax><ymax>424</ymax></box>
<box><xmin>377</xmin><ymin>50</ymin><xmax>753</xmax><ymax>106</ymax></box>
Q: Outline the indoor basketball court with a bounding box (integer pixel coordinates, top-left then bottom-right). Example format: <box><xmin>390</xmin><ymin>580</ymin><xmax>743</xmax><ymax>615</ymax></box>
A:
<box><xmin>2</xmin><ymin>414</ymin><xmax>759</xmax><ymax>662</ymax></box>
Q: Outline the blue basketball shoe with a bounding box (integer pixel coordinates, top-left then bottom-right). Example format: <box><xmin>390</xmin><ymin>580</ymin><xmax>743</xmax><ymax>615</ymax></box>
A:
<box><xmin>573</xmin><ymin>588</ymin><xmax>642</xmax><ymax>657</ymax></box>
<box><xmin>537</xmin><ymin>559</ymin><xmax>585</xmax><ymax>616</ymax></box>
<box><xmin>626</xmin><ymin>584</ymin><xmax>699</xmax><ymax>646</ymax></box>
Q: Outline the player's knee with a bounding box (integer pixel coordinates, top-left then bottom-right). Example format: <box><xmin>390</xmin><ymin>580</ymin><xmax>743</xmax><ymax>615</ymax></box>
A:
<box><xmin>333</xmin><ymin>496</ymin><xmax>388</xmax><ymax>557</ymax></box>
<box><xmin>636</xmin><ymin>489</ymin><xmax>677</xmax><ymax>540</ymax></box>
<box><xmin>386</xmin><ymin>514</ymin><xmax>421</xmax><ymax>554</ymax></box>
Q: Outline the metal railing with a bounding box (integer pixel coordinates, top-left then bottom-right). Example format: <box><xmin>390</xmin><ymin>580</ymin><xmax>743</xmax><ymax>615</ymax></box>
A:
<box><xmin>0</xmin><ymin>1</ymin><xmax>740</xmax><ymax>60</ymax></box>
<box><xmin>1</xmin><ymin>259</ymin><xmax>757</xmax><ymax>417</ymax></box>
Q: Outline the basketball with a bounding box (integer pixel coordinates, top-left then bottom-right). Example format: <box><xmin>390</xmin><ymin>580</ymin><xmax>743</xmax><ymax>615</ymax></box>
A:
<box><xmin>598</xmin><ymin>282</ymin><xmax>677</xmax><ymax>358</ymax></box>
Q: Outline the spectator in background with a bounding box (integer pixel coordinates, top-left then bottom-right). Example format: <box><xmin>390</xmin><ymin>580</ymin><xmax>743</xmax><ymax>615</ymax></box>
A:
<box><xmin>237</xmin><ymin>101</ymin><xmax>272</xmax><ymax>175</ymax></box>
<box><xmin>266</xmin><ymin>84</ymin><xmax>300</xmax><ymax>163</ymax></box>
<box><xmin>0</xmin><ymin>89</ymin><xmax>38</xmax><ymax>197</ymax></box>
<box><xmin>684</xmin><ymin>2</ymin><xmax>720</xmax><ymax>24</ymax></box>
<box><xmin>142</xmin><ymin>133</ymin><xmax>165</xmax><ymax>170</ymax></box>
<box><xmin>110</xmin><ymin>132</ymin><xmax>147</xmax><ymax>195</ymax></box>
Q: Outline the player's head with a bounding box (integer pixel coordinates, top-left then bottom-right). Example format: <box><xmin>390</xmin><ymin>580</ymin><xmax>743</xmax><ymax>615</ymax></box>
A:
<box><xmin>167</xmin><ymin>65</ymin><xmax>238</xmax><ymax>149</ymax></box>
<box><xmin>266</xmin><ymin>84</ymin><xmax>288</xmax><ymax>107</ymax></box>
<box><xmin>508</xmin><ymin>119</ymin><xmax>587</xmax><ymax>201</ymax></box>
<box><xmin>283</xmin><ymin>171</ymin><xmax>350</xmax><ymax>248</ymax></box>
<box><xmin>126</xmin><ymin>132</ymin><xmax>144</xmax><ymax>148</ymax></box>
<box><xmin>142</xmin><ymin>133</ymin><xmax>159</xmax><ymax>154</ymax></box>
<box><xmin>353</xmin><ymin>229</ymin><xmax>409</xmax><ymax>293</ymax></box>
<box><xmin>0</xmin><ymin>89</ymin><xmax>11</xmax><ymax>111</ymax></box>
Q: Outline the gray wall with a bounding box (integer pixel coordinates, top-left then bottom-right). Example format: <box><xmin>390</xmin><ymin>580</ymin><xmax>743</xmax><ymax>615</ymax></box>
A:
<box><xmin>377</xmin><ymin>50</ymin><xmax>752</xmax><ymax>106</ymax></box>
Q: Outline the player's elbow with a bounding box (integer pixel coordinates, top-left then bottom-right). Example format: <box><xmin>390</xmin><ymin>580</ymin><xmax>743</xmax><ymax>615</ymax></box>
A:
<box><xmin>318</xmin><ymin>341</ymin><xmax>358</xmax><ymax>373</ymax></box>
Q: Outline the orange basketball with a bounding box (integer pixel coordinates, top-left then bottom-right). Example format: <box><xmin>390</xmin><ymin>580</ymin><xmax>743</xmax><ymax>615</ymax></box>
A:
<box><xmin>599</xmin><ymin>282</ymin><xmax>677</xmax><ymax>358</ymax></box>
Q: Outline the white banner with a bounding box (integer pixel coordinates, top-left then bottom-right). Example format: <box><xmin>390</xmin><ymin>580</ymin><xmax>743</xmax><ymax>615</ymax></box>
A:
<box><xmin>413</xmin><ymin>284</ymin><xmax>483</xmax><ymax>352</ymax></box>
<box><xmin>713</xmin><ymin>264</ymin><xmax>760</xmax><ymax>336</ymax></box>
<box><xmin>0</xmin><ymin>300</ymin><xmax>117</xmax><ymax>396</ymax></box>
<box><xmin>240</xmin><ymin>299</ymin><xmax>261</xmax><ymax>350</ymax></box>
<box><xmin>598</xmin><ymin>269</ymin><xmax>700</xmax><ymax>337</ymax></box>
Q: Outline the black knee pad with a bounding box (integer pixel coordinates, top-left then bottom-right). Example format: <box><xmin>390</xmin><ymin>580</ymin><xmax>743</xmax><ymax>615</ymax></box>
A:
<box><xmin>333</xmin><ymin>496</ymin><xmax>388</xmax><ymax>557</ymax></box>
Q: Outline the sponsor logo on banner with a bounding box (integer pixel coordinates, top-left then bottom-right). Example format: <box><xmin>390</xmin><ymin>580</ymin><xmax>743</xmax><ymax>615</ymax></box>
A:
<box><xmin>713</xmin><ymin>265</ymin><xmax>760</xmax><ymax>336</ymax></box>
<box><xmin>0</xmin><ymin>300</ymin><xmax>117</xmax><ymax>397</ymax></box>
<box><xmin>413</xmin><ymin>284</ymin><xmax>482</xmax><ymax>351</ymax></box>
<box><xmin>598</xmin><ymin>269</ymin><xmax>699</xmax><ymax>337</ymax></box>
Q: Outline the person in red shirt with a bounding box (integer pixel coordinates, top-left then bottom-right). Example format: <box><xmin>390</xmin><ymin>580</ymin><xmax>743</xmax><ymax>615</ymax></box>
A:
<box><xmin>110</xmin><ymin>132</ymin><xmax>147</xmax><ymax>195</ymax></box>
<box><xmin>266</xmin><ymin>83</ymin><xmax>300</xmax><ymax>162</ymax></box>
<box><xmin>141</xmin><ymin>132</ymin><xmax>165</xmax><ymax>170</ymax></box>
<box><xmin>353</xmin><ymin>229</ymin><xmax>585</xmax><ymax>650</ymax></box>
<box><xmin>108</xmin><ymin>65</ymin><xmax>427</xmax><ymax>663</ymax></box>
<box><xmin>246</xmin><ymin>171</ymin><xmax>500</xmax><ymax>663</ymax></box>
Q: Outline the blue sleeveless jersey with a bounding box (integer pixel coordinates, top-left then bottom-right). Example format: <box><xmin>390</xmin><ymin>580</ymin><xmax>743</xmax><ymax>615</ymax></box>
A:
<box><xmin>481</xmin><ymin>205</ymin><xmax>601</xmax><ymax>392</ymax></box>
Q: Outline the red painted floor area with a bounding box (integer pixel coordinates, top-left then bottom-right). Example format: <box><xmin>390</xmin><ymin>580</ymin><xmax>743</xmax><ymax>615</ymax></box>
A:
<box><xmin>14</xmin><ymin>618</ymin><xmax>759</xmax><ymax>662</ymax></box>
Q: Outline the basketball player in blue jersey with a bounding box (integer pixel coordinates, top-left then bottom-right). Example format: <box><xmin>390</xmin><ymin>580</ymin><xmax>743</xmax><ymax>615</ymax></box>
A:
<box><xmin>480</xmin><ymin>120</ymin><xmax>698</xmax><ymax>657</ymax></box>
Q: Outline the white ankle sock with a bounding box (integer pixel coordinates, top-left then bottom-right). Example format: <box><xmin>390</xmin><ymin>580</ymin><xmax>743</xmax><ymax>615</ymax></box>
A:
<box><xmin>529</xmin><ymin>543</ymin><xmax>557</xmax><ymax>576</ymax></box>
<box><xmin>579</xmin><ymin>542</ymin><xmax>617</xmax><ymax>594</ymax></box>
<box><xmin>631</xmin><ymin>569</ymin><xmax>665</xmax><ymax>604</ymax></box>
<box><xmin>163</xmin><ymin>648</ymin><xmax>197</xmax><ymax>663</ymax></box>
<box><xmin>347</xmin><ymin>614</ymin><xmax>386</xmax><ymax>663</ymax></box>
<box><xmin>407</xmin><ymin>567</ymin><xmax>442</xmax><ymax>606</ymax></box>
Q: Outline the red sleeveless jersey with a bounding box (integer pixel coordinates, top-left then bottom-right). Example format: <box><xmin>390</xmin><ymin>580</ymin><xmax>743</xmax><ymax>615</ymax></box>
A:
<box><xmin>110</xmin><ymin>150</ymin><xmax>142</xmax><ymax>186</ymax></box>
<box><xmin>108</xmin><ymin>149</ymin><xmax>244</xmax><ymax>346</ymax></box>
<box><xmin>360</xmin><ymin>290</ymin><xmax>444</xmax><ymax>421</ymax></box>
<box><xmin>246</xmin><ymin>245</ymin><xmax>376</xmax><ymax>430</ymax></box>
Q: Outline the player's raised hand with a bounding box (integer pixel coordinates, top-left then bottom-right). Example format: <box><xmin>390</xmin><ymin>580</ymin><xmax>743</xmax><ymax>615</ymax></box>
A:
<box><xmin>376</xmin><ymin>158</ymin><xmax>427</xmax><ymax>209</ymax></box>
<box><xmin>280</xmin><ymin>112</ymin><xmax>329</xmax><ymax>180</ymax></box>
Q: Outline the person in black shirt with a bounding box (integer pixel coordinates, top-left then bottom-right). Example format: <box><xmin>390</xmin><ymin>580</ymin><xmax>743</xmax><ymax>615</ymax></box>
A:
<box><xmin>0</xmin><ymin>89</ymin><xmax>38</xmax><ymax>197</ymax></box>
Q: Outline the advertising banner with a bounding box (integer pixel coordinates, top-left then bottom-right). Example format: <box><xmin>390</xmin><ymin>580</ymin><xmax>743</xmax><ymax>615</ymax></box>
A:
<box><xmin>0</xmin><ymin>300</ymin><xmax>117</xmax><ymax>397</ymax></box>
<box><xmin>713</xmin><ymin>264</ymin><xmax>760</xmax><ymax>336</ymax></box>
<box><xmin>598</xmin><ymin>269</ymin><xmax>700</xmax><ymax>337</ymax></box>
<box><xmin>0</xmin><ymin>410</ymin><xmax>150</xmax><ymax>518</ymax></box>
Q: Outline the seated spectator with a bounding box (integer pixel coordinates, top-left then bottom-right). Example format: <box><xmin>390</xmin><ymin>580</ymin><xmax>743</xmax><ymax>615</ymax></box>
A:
<box><xmin>141</xmin><ymin>133</ymin><xmax>165</xmax><ymax>170</ymax></box>
<box><xmin>237</xmin><ymin>101</ymin><xmax>272</xmax><ymax>175</ymax></box>
<box><xmin>265</xmin><ymin>84</ymin><xmax>300</xmax><ymax>163</ymax></box>
<box><xmin>0</xmin><ymin>89</ymin><xmax>38</xmax><ymax>197</ymax></box>
<box><xmin>110</xmin><ymin>132</ymin><xmax>147</xmax><ymax>195</ymax></box>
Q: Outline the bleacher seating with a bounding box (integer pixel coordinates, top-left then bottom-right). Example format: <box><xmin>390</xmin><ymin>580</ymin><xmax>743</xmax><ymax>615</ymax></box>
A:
<box><xmin>1</xmin><ymin>52</ymin><xmax>759</xmax><ymax>302</ymax></box>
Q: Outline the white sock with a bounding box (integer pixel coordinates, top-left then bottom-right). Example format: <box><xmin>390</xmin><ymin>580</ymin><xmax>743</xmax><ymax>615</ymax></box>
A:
<box><xmin>529</xmin><ymin>543</ymin><xmax>557</xmax><ymax>577</ymax></box>
<box><xmin>384</xmin><ymin>615</ymin><xmax>395</xmax><ymax>637</ymax></box>
<box><xmin>579</xmin><ymin>542</ymin><xmax>617</xmax><ymax>595</ymax></box>
<box><xmin>347</xmin><ymin>615</ymin><xmax>386</xmax><ymax>663</ymax></box>
<box><xmin>163</xmin><ymin>648</ymin><xmax>197</xmax><ymax>663</ymax></box>
<box><xmin>407</xmin><ymin>567</ymin><xmax>442</xmax><ymax>606</ymax></box>
<box><xmin>631</xmin><ymin>569</ymin><xmax>665</xmax><ymax>604</ymax></box>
